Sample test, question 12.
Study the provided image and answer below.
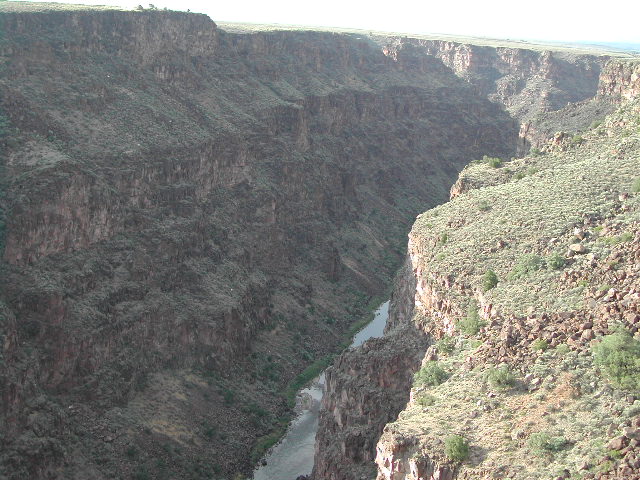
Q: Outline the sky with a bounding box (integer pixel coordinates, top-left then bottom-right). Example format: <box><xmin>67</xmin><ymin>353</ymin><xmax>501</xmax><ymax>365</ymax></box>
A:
<box><xmin>26</xmin><ymin>0</ymin><xmax>640</xmax><ymax>44</ymax></box>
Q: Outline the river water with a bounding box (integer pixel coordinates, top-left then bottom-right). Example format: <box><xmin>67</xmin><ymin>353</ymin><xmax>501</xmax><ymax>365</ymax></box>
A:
<box><xmin>252</xmin><ymin>301</ymin><xmax>390</xmax><ymax>480</ymax></box>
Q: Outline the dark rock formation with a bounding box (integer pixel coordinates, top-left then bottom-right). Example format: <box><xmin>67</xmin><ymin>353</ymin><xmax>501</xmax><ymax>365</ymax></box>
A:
<box><xmin>0</xmin><ymin>6</ymin><xmax>517</xmax><ymax>479</ymax></box>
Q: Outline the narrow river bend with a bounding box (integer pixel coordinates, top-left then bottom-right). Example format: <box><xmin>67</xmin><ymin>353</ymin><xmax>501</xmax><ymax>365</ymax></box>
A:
<box><xmin>252</xmin><ymin>301</ymin><xmax>390</xmax><ymax>480</ymax></box>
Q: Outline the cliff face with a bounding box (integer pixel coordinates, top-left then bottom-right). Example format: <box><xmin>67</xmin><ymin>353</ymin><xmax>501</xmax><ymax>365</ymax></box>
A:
<box><xmin>386</xmin><ymin>39</ymin><xmax>604</xmax><ymax>112</ymax></box>
<box><xmin>598</xmin><ymin>59</ymin><xmax>640</xmax><ymax>99</ymax></box>
<box><xmin>0</xmin><ymin>7</ymin><xmax>519</xmax><ymax>479</ymax></box>
<box><xmin>313</xmin><ymin>257</ymin><xmax>427</xmax><ymax>480</ymax></box>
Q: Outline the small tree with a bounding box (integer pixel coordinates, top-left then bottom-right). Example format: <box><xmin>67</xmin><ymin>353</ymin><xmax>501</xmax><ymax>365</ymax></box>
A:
<box><xmin>414</xmin><ymin>361</ymin><xmax>449</xmax><ymax>387</ymax></box>
<box><xmin>593</xmin><ymin>331</ymin><xmax>640</xmax><ymax>390</ymax></box>
<box><xmin>546</xmin><ymin>252</ymin><xmax>566</xmax><ymax>270</ymax></box>
<box><xmin>482</xmin><ymin>269</ymin><xmax>498</xmax><ymax>291</ymax></box>
<box><xmin>487</xmin><ymin>365</ymin><xmax>516</xmax><ymax>389</ymax></box>
<box><xmin>444</xmin><ymin>435</ymin><xmax>469</xmax><ymax>462</ymax></box>
<box><xmin>457</xmin><ymin>301</ymin><xmax>485</xmax><ymax>336</ymax></box>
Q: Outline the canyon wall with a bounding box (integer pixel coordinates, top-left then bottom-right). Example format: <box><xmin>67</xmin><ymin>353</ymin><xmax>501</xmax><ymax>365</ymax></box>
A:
<box><xmin>373</xmin><ymin>98</ymin><xmax>640</xmax><ymax>480</ymax></box>
<box><xmin>381</xmin><ymin>38</ymin><xmax>640</xmax><ymax>153</ymax></box>
<box><xmin>0</xmin><ymin>7</ymin><xmax>518</xmax><ymax>479</ymax></box>
<box><xmin>313</xmin><ymin>257</ymin><xmax>427</xmax><ymax>480</ymax></box>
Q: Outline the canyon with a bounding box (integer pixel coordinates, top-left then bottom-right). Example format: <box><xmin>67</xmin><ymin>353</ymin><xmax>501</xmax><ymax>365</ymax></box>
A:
<box><xmin>314</xmin><ymin>63</ymin><xmax>640</xmax><ymax>480</ymax></box>
<box><xmin>0</xmin><ymin>3</ymin><xmax>639</xmax><ymax>480</ymax></box>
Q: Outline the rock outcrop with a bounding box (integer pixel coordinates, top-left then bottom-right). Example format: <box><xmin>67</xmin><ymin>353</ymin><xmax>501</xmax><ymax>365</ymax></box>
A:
<box><xmin>313</xmin><ymin>257</ymin><xmax>427</xmax><ymax>480</ymax></box>
<box><xmin>313</xmin><ymin>324</ymin><xmax>429</xmax><ymax>480</ymax></box>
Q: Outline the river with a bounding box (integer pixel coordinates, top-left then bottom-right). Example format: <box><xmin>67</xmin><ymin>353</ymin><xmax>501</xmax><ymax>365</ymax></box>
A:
<box><xmin>252</xmin><ymin>301</ymin><xmax>390</xmax><ymax>480</ymax></box>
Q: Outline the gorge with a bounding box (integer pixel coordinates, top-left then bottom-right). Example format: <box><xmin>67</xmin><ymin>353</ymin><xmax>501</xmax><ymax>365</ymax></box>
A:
<box><xmin>0</xmin><ymin>3</ymin><xmax>639</xmax><ymax>480</ymax></box>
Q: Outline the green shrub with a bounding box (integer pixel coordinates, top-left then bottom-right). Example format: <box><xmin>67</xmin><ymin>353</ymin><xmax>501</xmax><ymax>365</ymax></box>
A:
<box><xmin>620</xmin><ymin>232</ymin><xmax>634</xmax><ymax>242</ymax></box>
<box><xmin>570</xmin><ymin>134</ymin><xmax>584</xmax><ymax>145</ymax></box>
<box><xmin>529</xmin><ymin>147</ymin><xmax>541</xmax><ymax>156</ymax></box>
<box><xmin>531</xmin><ymin>339</ymin><xmax>548</xmax><ymax>352</ymax></box>
<box><xmin>510</xmin><ymin>254</ymin><xmax>545</xmax><ymax>279</ymax></box>
<box><xmin>444</xmin><ymin>435</ymin><xmax>469</xmax><ymax>462</ymax></box>
<box><xmin>633</xmin><ymin>177</ymin><xmax>640</xmax><ymax>193</ymax></box>
<box><xmin>482</xmin><ymin>270</ymin><xmax>498</xmax><ymax>291</ymax></box>
<box><xmin>415</xmin><ymin>393</ymin><xmax>437</xmax><ymax>407</ymax></box>
<box><xmin>414</xmin><ymin>361</ymin><xmax>449</xmax><ymax>387</ymax></box>
<box><xmin>457</xmin><ymin>302</ymin><xmax>485</xmax><ymax>336</ymax></box>
<box><xmin>528</xmin><ymin>432</ymin><xmax>568</xmax><ymax>455</ymax></box>
<box><xmin>599</xmin><ymin>232</ymin><xmax>634</xmax><ymax>245</ymax></box>
<box><xmin>546</xmin><ymin>252</ymin><xmax>566</xmax><ymax>270</ymax></box>
<box><xmin>437</xmin><ymin>336</ymin><xmax>456</xmax><ymax>354</ymax></box>
<box><xmin>483</xmin><ymin>155</ymin><xmax>502</xmax><ymax>168</ymax></box>
<box><xmin>0</xmin><ymin>115</ymin><xmax>8</xmax><ymax>138</ymax></box>
<box><xmin>592</xmin><ymin>331</ymin><xmax>640</xmax><ymax>390</ymax></box>
<box><xmin>608</xmin><ymin>449</ymin><xmax>623</xmax><ymax>460</ymax></box>
<box><xmin>478</xmin><ymin>200</ymin><xmax>491</xmax><ymax>212</ymax></box>
<box><xmin>487</xmin><ymin>365</ymin><xmax>516</xmax><ymax>389</ymax></box>
<box><xmin>440</xmin><ymin>232</ymin><xmax>448</xmax><ymax>244</ymax></box>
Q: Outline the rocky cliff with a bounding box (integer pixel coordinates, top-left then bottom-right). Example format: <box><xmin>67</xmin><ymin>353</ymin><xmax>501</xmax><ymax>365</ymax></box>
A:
<box><xmin>313</xmin><ymin>257</ymin><xmax>428</xmax><ymax>480</ymax></box>
<box><xmin>0</xmin><ymin>4</ymin><xmax>520</xmax><ymax>479</ymax></box>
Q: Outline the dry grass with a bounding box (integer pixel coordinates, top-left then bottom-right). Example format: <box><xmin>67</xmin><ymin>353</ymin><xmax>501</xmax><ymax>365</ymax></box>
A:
<box><xmin>412</xmin><ymin>100</ymin><xmax>640</xmax><ymax>316</ymax></box>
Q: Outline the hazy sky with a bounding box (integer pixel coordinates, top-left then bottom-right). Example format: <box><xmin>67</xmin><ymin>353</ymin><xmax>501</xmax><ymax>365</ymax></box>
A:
<box><xmin>29</xmin><ymin>0</ymin><xmax>640</xmax><ymax>43</ymax></box>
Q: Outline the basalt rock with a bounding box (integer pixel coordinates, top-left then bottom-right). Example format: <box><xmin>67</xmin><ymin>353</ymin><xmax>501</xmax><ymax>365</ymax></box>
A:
<box><xmin>0</xmin><ymin>5</ymin><xmax>518</xmax><ymax>479</ymax></box>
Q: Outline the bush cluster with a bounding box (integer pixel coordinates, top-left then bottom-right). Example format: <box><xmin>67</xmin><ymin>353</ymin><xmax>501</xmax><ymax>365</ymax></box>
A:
<box><xmin>482</xmin><ymin>270</ymin><xmax>498</xmax><ymax>291</ymax></box>
<box><xmin>592</xmin><ymin>331</ymin><xmax>640</xmax><ymax>390</ymax></box>
<box><xmin>414</xmin><ymin>361</ymin><xmax>449</xmax><ymax>387</ymax></box>
<box><xmin>509</xmin><ymin>254</ymin><xmax>545</xmax><ymax>279</ymax></box>
<box><xmin>483</xmin><ymin>155</ymin><xmax>502</xmax><ymax>168</ymax></box>
<box><xmin>546</xmin><ymin>252</ymin><xmax>566</xmax><ymax>270</ymax></box>
<box><xmin>510</xmin><ymin>252</ymin><xmax>566</xmax><ymax>278</ymax></box>
<box><xmin>457</xmin><ymin>302</ymin><xmax>485</xmax><ymax>336</ymax></box>
<box><xmin>486</xmin><ymin>365</ymin><xmax>516</xmax><ymax>389</ymax></box>
<box><xmin>531</xmin><ymin>338</ymin><xmax>549</xmax><ymax>352</ymax></box>
<box><xmin>444</xmin><ymin>435</ymin><xmax>469</xmax><ymax>462</ymax></box>
<box><xmin>436</xmin><ymin>336</ymin><xmax>456</xmax><ymax>354</ymax></box>
<box><xmin>415</xmin><ymin>393</ymin><xmax>437</xmax><ymax>407</ymax></box>
<box><xmin>528</xmin><ymin>432</ymin><xmax>568</xmax><ymax>455</ymax></box>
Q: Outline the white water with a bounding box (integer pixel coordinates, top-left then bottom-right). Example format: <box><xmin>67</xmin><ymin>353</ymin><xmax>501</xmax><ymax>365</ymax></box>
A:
<box><xmin>252</xmin><ymin>301</ymin><xmax>390</xmax><ymax>480</ymax></box>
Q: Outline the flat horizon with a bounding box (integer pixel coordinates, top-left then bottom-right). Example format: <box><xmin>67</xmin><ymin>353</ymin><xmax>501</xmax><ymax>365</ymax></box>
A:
<box><xmin>5</xmin><ymin>0</ymin><xmax>640</xmax><ymax>45</ymax></box>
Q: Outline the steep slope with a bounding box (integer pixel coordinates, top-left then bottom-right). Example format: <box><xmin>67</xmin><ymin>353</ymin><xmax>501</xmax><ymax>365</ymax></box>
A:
<box><xmin>374</xmin><ymin>99</ymin><xmax>640</xmax><ymax>479</ymax></box>
<box><xmin>0</xmin><ymin>5</ymin><xmax>518</xmax><ymax>479</ymax></box>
